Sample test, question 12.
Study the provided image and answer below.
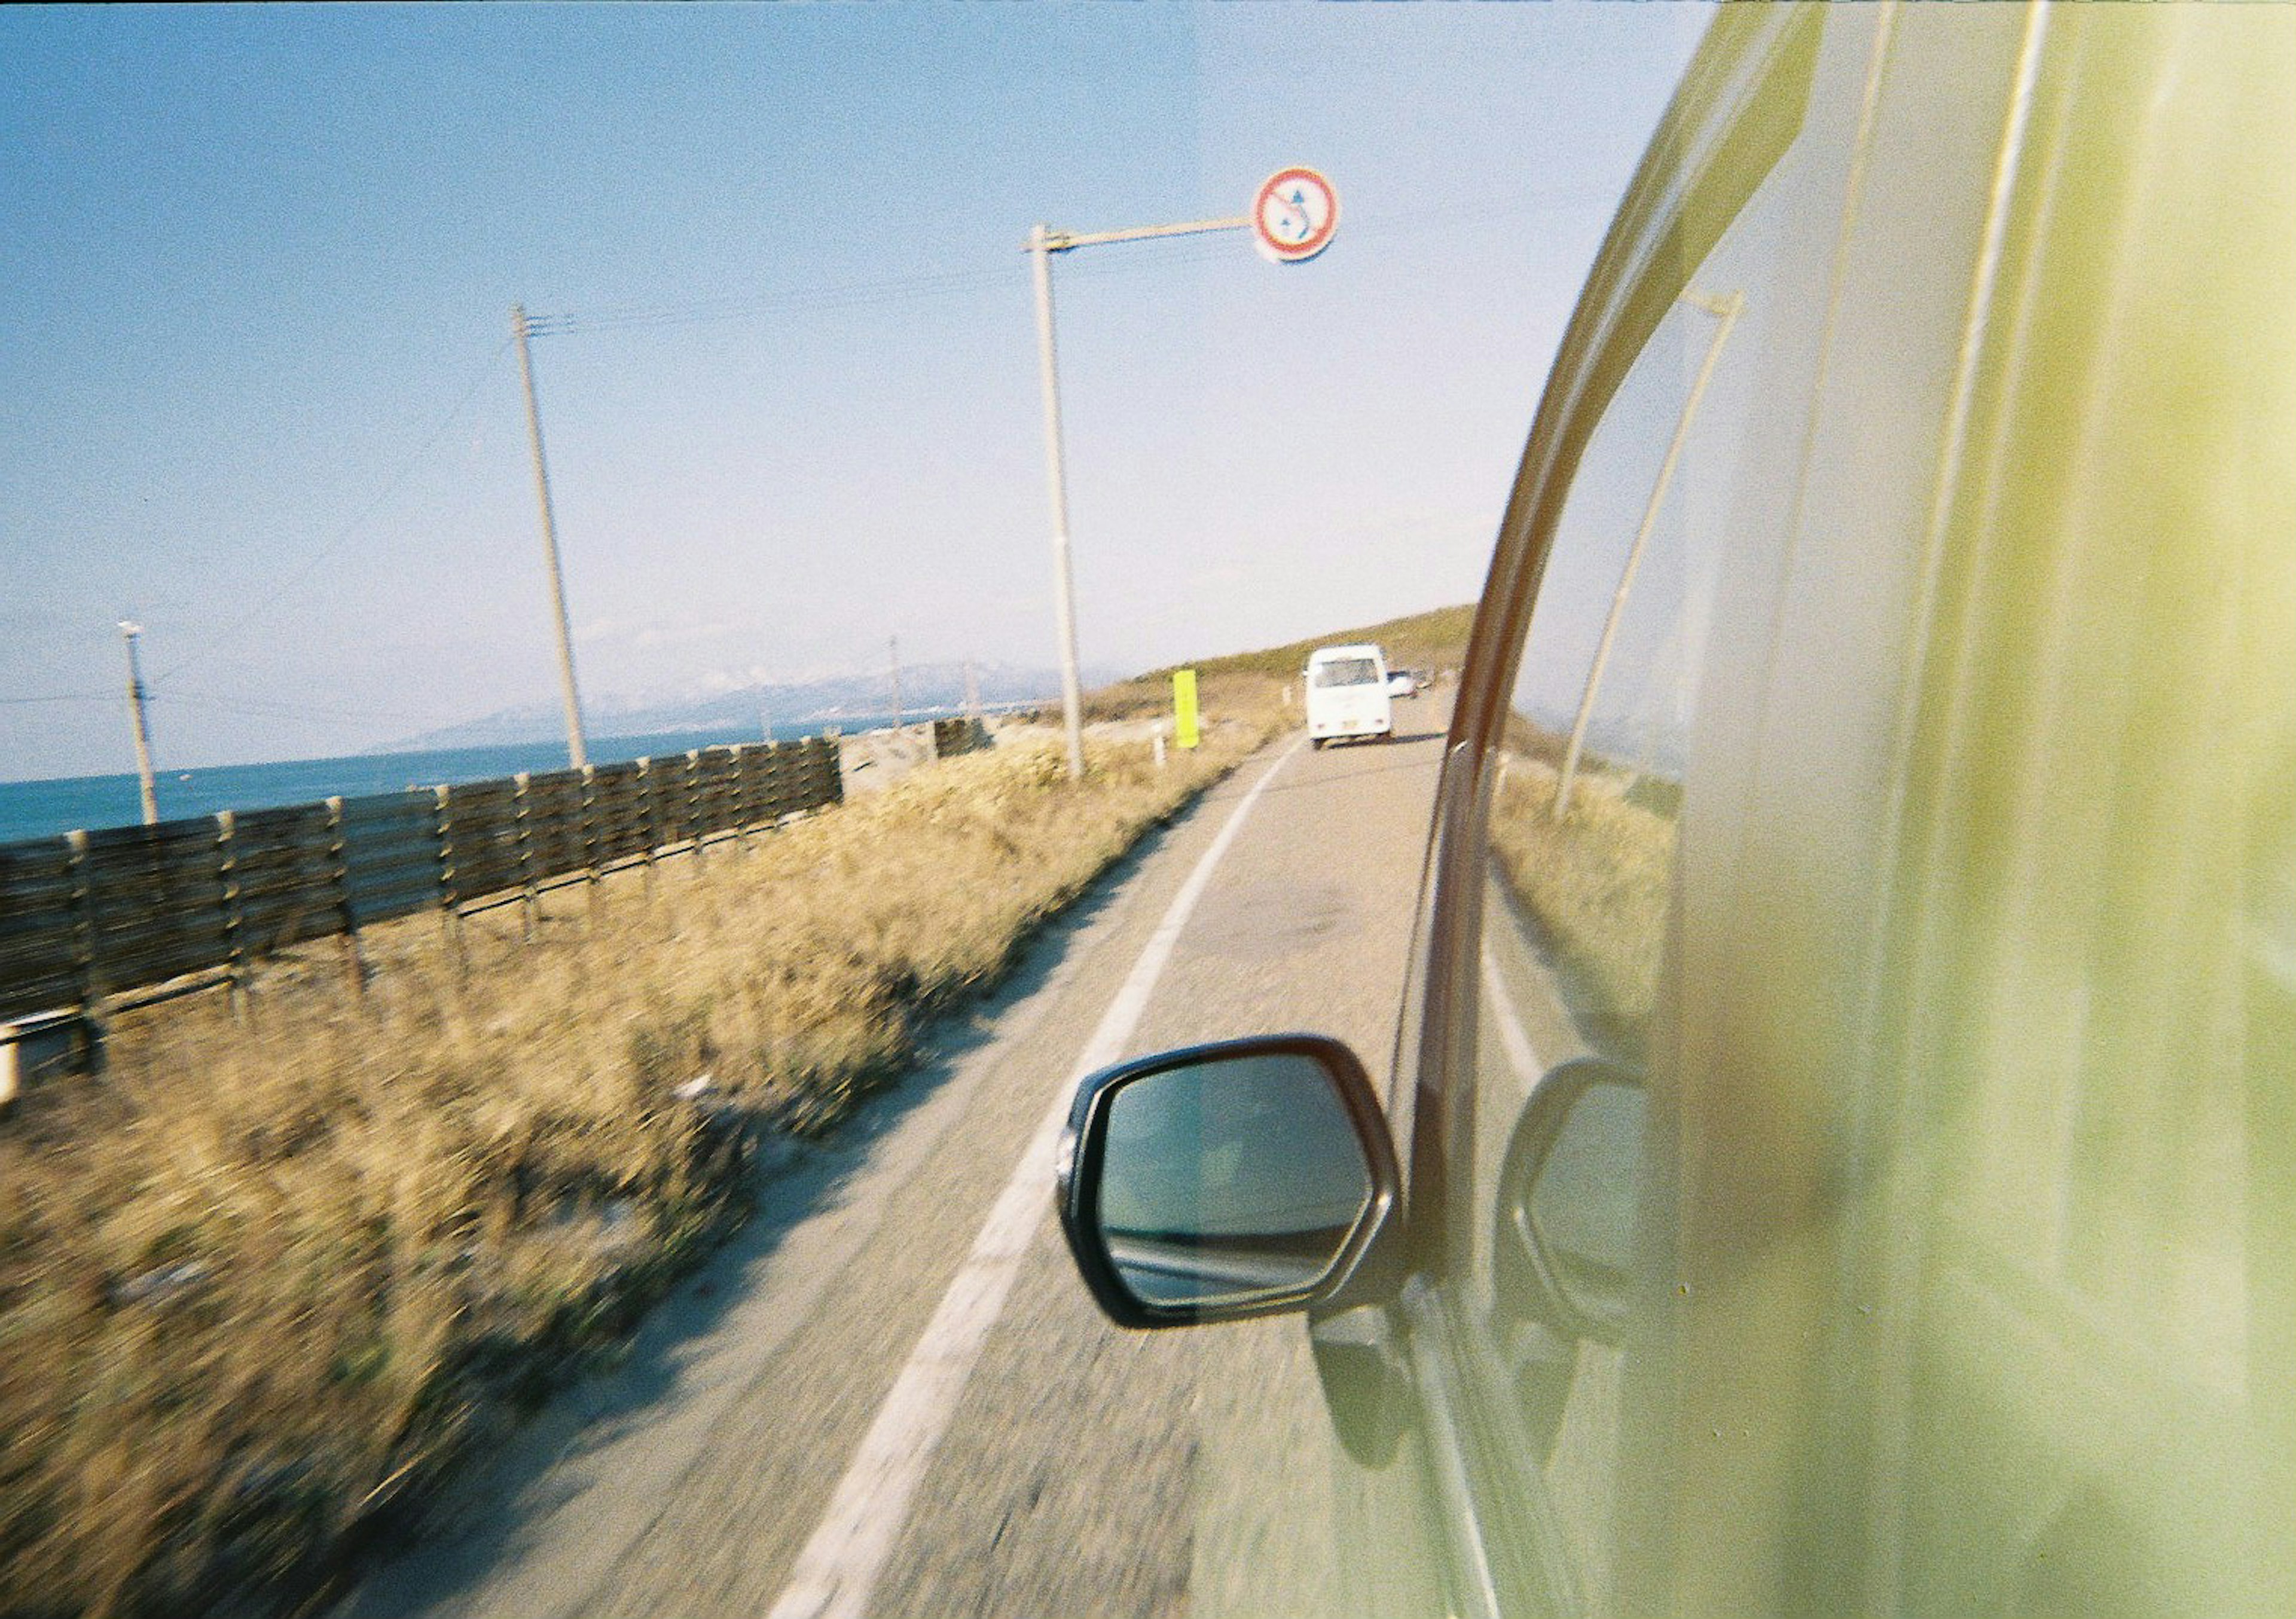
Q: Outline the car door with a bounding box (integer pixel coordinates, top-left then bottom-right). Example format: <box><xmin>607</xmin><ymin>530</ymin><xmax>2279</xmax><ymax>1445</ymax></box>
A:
<box><xmin>1399</xmin><ymin>7</ymin><xmax>2039</xmax><ymax>1612</ymax></box>
<box><xmin>1051</xmin><ymin>10</ymin><xmax>2292</xmax><ymax>1615</ymax></box>
<box><xmin>1407</xmin><ymin>5</ymin><xmax>2296</xmax><ymax>1615</ymax></box>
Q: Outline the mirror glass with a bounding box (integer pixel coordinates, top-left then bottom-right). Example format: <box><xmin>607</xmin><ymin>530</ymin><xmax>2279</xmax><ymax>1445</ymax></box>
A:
<box><xmin>1095</xmin><ymin>1051</ymin><xmax>1373</xmax><ymax>1310</ymax></box>
<box><xmin>1526</xmin><ymin>1076</ymin><xmax>1644</xmax><ymax>1297</ymax></box>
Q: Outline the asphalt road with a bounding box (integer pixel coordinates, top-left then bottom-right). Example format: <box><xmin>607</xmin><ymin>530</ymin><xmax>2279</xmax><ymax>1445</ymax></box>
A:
<box><xmin>335</xmin><ymin>695</ymin><xmax>1452</xmax><ymax>1619</ymax></box>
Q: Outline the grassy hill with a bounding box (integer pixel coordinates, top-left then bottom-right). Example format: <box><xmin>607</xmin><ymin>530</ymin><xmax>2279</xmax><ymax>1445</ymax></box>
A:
<box><xmin>1149</xmin><ymin>602</ymin><xmax>1476</xmax><ymax>680</ymax></box>
<box><xmin>1084</xmin><ymin>602</ymin><xmax>1476</xmax><ymax>720</ymax></box>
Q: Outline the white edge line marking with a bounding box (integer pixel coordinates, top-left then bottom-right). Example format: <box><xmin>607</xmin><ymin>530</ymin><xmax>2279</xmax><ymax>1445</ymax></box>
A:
<box><xmin>766</xmin><ymin>735</ymin><xmax>1308</xmax><ymax>1619</ymax></box>
<box><xmin>1481</xmin><ymin>945</ymin><xmax>1548</xmax><ymax>1086</ymax></box>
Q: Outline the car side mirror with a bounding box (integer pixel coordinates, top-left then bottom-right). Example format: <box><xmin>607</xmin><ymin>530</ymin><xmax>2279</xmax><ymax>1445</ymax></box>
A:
<box><xmin>1057</xmin><ymin>1033</ymin><xmax>1403</xmax><ymax>1328</ymax></box>
<box><xmin>1495</xmin><ymin>1055</ymin><xmax>1645</xmax><ymax>1345</ymax></box>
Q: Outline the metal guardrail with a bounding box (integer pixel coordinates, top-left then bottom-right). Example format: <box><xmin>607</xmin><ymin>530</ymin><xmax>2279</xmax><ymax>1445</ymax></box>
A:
<box><xmin>0</xmin><ymin>737</ymin><xmax>842</xmax><ymax>1025</ymax></box>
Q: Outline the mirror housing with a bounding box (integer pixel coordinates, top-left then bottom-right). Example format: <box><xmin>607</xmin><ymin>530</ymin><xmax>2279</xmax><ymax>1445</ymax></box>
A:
<box><xmin>1057</xmin><ymin>1033</ymin><xmax>1403</xmax><ymax>1328</ymax></box>
<box><xmin>1495</xmin><ymin>1055</ymin><xmax>1646</xmax><ymax>1345</ymax></box>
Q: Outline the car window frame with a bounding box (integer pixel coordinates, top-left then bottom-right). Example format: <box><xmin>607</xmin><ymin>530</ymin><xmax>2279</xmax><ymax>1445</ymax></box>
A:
<box><xmin>1385</xmin><ymin>11</ymin><xmax>1828</xmax><ymax>1615</ymax></box>
<box><xmin>1409</xmin><ymin>0</ymin><xmax>1820</xmax><ymax>1277</ymax></box>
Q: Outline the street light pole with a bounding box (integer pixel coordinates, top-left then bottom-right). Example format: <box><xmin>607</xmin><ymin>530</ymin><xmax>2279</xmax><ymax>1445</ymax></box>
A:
<box><xmin>1028</xmin><ymin>224</ymin><xmax>1088</xmax><ymax>783</ymax></box>
<box><xmin>1027</xmin><ymin>210</ymin><xmax>1254</xmax><ymax>783</ymax></box>
<box><xmin>117</xmin><ymin>620</ymin><xmax>158</xmax><ymax>825</ymax></box>
<box><xmin>513</xmin><ymin>303</ymin><xmax>591</xmax><ymax>771</ymax></box>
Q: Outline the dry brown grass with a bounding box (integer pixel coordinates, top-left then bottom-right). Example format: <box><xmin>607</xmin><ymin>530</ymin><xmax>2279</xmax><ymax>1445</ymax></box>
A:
<box><xmin>0</xmin><ymin>711</ymin><xmax>1275</xmax><ymax>1619</ymax></box>
<box><xmin>1077</xmin><ymin>668</ymin><xmax>1286</xmax><ymax>725</ymax></box>
<box><xmin>1485</xmin><ymin>752</ymin><xmax>1676</xmax><ymax>1057</ymax></box>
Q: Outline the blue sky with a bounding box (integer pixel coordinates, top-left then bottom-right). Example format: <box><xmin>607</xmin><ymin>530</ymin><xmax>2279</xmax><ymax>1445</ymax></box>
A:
<box><xmin>2</xmin><ymin>4</ymin><xmax>1706</xmax><ymax>781</ymax></box>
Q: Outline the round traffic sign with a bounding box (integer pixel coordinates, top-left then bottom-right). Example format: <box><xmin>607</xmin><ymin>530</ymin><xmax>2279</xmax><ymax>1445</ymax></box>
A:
<box><xmin>1252</xmin><ymin>167</ymin><xmax>1339</xmax><ymax>264</ymax></box>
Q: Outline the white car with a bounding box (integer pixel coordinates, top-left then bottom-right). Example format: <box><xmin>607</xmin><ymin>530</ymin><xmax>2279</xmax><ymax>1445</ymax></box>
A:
<box><xmin>1302</xmin><ymin>644</ymin><xmax>1393</xmax><ymax>747</ymax></box>
<box><xmin>1385</xmin><ymin>669</ymin><xmax>1417</xmax><ymax>700</ymax></box>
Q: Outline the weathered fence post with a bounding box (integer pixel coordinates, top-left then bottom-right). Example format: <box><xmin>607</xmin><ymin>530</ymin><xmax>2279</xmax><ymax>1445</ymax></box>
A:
<box><xmin>514</xmin><ymin>771</ymin><xmax>538</xmax><ymax>943</ymax></box>
<box><xmin>636</xmin><ymin>759</ymin><xmax>659</xmax><ymax>905</ymax></box>
<box><xmin>758</xmin><ymin>741</ymin><xmax>781</xmax><ymax>826</ymax></box>
<box><xmin>434</xmin><ymin>784</ymin><xmax>465</xmax><ymax>976</ymax></box>
<box><xmin>685</xmin><ymin>750</ymin><xmax>707</xmax><ymax>873</ymax></box>
<box><xmin>64</xmin><ymin>829</ymin><xmax>105</xmax><ymax>1029</ymax></box>
<box><xmin>580</xmin><ymin>763</ymin><xmax>603</xmax><ymax>923</ymax></box>
<box><xmin>325</xmin><ymin>796</ymin><xmax>367</xmax><ymax>994</ymax></box>
<box><xmin>217</xmin><ymin>810</ymin><xmax>248</xmax><ymax>1022</ymax></box>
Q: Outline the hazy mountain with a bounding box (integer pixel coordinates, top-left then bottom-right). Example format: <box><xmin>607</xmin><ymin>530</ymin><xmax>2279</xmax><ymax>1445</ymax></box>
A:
<box><xmin>381</xmin><ymin>662</ymin><xmax>1114</xmax><ymax>752</ymax></box>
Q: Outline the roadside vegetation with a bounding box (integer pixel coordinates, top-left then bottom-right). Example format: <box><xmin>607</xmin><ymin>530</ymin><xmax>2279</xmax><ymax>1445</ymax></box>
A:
<box><xmin>1484</xmin><ymin>731</ymin><xmax>1675</xmax><ymax>1059</ymax></box>
<box><xmin>0</xmin><ymin>705</ymin><xmax>1276</xmax><ymax>1619</ymax></box>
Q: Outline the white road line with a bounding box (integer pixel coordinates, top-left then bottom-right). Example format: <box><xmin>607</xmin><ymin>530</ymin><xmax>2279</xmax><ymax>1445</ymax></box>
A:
<box><xmin>765</xmin><ymin>735</ymin><xmax>1308</xmax><ymax>1619</ymax></box>
<box><xmin>1481</xmin><ymin>945</ymin><xmax>1549</xmax><ymax>1085</ymax></box>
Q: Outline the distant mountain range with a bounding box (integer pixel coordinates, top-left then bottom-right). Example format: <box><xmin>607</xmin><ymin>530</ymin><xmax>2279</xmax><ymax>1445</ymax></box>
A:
<box><xmin>383</xmin><ymin>661</ymin><xmax>1115</xmax><ymax>752</ymax></box>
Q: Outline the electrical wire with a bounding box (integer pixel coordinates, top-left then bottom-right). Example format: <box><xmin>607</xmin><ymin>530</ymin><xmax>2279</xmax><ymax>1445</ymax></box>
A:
<box><xmin>149</xmin><ymin>338</ymin><xmax>515</xmax><ymax>685</ymax></box>
<box><xmin>521</xmin><ymin>267</ymin><xmax>1016</xmax><ymax>340</ymax></box>
<box><xmin>517</xmin><ymin>190</ymin><xmax>1613</xmax><ymax>341</ymax></box>
<box><xmin>155</xmin><ymin>689</ymin><xmax>439</xmax><ymax>729</ymax></box>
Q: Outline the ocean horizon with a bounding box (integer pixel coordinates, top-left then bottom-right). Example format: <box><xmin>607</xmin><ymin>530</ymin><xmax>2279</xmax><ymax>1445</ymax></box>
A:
<box><xmin>0</xmin><ymin>712</ymin><xmax>975</xmax><ymax>847</ymax></box>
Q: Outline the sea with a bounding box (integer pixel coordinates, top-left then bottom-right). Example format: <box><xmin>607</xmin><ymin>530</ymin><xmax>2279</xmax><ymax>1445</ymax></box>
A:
<box><xmin>0</xmin><ymin>717</ymin><xmax>921</xmax><ymax>847</ymax></box>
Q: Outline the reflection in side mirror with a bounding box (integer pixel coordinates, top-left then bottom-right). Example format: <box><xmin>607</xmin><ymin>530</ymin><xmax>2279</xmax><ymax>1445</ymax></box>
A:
<box><xmin>1058</xmin><ymin>1034</ymin><xmax>1402</xmax><ymax>1328</ymax></box>
<box><xmin>1496</xmin><ymin>1056</ymin><xmax>1646</xmax><ymax>1345</ymax></box>
<box><xmin>1100</xmin><ymin>1056</ymin><xmax>1370</xmax><ymax>1306</ymax></box>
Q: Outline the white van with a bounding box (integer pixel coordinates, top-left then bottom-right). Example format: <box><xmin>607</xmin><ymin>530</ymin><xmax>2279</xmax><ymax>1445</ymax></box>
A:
<box><xmin>1302</xmin><ymin>643</ymin><xmax>1391</xmax><ymax>747</ymax></box>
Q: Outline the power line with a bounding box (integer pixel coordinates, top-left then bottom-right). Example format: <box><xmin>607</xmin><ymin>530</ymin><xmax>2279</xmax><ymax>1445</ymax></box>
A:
<box><xmin>158</xmin><ymin>687</ymin><xmax>439</xmax><ymax>729</ymax></box>
<box><xmin>531</xmin><ymin>266</ymin><xmax>1007</xmax><ymax>328</ymax></box>
<box><xmin>151</xmin><ymin>338</ymin><xmax>514</xmax><ymax>685</ymax></box>
<box><xmin>522</xmin><ymin>267</ymin><xmax>1016</xmax><ymax>340</ymax></box>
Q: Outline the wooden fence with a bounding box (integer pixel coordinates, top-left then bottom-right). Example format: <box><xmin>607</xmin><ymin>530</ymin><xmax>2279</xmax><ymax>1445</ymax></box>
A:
<box><xmin>0</xmin><ymin>737</ymin><xmax>842</xmax><ymax>1025</ymax></box>
<box><xmin>932</xmin><ymin>716</ymin><xmax>990</xmax><ymax>759</ymax></box>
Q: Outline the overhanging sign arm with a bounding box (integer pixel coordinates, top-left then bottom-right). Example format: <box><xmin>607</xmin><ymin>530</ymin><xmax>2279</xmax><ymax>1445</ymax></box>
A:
<box><xmin>1041</xmin><ymin>216</ymin><xmax>1252</xmax><ymax>253</ymax></box>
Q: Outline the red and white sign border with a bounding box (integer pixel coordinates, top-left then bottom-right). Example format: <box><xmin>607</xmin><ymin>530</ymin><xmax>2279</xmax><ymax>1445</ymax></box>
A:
<box><xmin>1253</xmin><ymin>166</ymin><xmax>1339</xmax><ymax>264</ymax></box>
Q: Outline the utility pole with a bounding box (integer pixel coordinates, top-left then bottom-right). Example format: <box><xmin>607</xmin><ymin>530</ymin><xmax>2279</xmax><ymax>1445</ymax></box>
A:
<box><xmin>117</xmin><ymin>621</ymin><xmax>158</xmax><ymax>824</ymax></box>
<box><xmin>512</xmin><ymin>303</ymin><xmax>591</xmax><ymax>770</ymax></box>
<box><xmin>889</xmin><ymin>636</ymin><xmax>903</xmax><ymax>731</ymax></box>
<box><xmin>963</xmin><ymin>659</ymin><xmax>981</xmax><ymax>720</ymax></box>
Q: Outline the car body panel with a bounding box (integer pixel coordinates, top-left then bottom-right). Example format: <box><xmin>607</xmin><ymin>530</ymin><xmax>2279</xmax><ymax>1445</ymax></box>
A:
<box><xmin>1418</xmin><ymin>4</ymin><xmax>2296</xmax><ymax>1613</ymax></box>
<box><xmin>1057</xmin><ymin>5</ymin><xmax>2296</xmax><ymax>1613</ymax></box>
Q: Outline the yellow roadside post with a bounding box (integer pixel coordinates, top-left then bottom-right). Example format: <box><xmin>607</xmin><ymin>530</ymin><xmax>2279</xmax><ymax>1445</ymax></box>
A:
<box><xmin>1173</xmin><ymin>669</ymin><xmax>1200</xmax><ymax>750</ymax></box>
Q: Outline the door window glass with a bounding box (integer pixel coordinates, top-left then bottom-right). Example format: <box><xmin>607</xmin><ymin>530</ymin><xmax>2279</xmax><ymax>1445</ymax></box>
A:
<box><xmin>1452</xmin><ymin>20</ymin><xmax>1865</xmax><ymax>1599</ymax></box>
